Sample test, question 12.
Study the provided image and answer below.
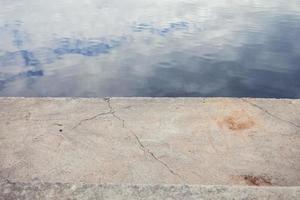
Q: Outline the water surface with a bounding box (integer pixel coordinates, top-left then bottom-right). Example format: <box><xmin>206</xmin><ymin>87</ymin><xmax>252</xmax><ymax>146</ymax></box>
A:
<box><xmin>0</xmin><ymin>0</ymin><xmax>300</xmax><ymax>97</ymax></box>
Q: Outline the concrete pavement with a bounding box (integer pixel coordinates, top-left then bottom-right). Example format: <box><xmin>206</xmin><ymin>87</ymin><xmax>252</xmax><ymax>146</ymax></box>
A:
<box><xmin>0</xmin><ymin>97</ymin><xmax>300</xmax><ymax>199</ymax></box>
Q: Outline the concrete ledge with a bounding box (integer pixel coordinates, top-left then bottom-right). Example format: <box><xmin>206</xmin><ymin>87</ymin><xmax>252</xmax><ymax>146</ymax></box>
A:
<box><xmin>0</xmin><ymin>97</ymin><xmax>300</xmax><ymax>188</ymax></box>
<box><xmin>1</xmin><ymin>180</ymin><xmax>300</xmax><ymax>200</ymax></box>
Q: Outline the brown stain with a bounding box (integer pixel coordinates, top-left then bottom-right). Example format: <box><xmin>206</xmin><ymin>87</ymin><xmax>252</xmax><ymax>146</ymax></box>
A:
<box><xmin>236</xmin><ymin>175</ymin><xmax>272</xmax><ymax>186</ymax></box>
<box><xmin>218</xmin><ymin>110</ymin><xmax>255</xmax><ymax>131</ymax></box>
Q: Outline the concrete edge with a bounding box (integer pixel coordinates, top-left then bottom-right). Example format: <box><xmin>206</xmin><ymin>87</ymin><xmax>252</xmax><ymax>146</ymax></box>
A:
<box><xmin>0</xmin><ymin>97</ymin><xmax>298</xmax><ymax>101</ymax></box>
<box><xmin>2</xmin><ymin>179</ymin><xmax>300</xmax><ymax>189</ymax></box>
<box><xmin>1</xmin><ymin>180</ymin><xmax>300</xmax><ymax>200</ymax></box>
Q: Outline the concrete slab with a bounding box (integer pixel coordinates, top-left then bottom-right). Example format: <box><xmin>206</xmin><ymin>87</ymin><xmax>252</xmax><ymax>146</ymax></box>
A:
<box><xmin>0</xmin><ymin>98</ymin><xmax>300</xmax><ymax>186</ymax></box>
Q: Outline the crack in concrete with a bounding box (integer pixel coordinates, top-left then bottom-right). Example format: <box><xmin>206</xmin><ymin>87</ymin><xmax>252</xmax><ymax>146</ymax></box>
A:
<box><xmin>104</xmin><ymin>98</ymin><xmax>125</xmax><ymax>128</ymax></box>
<box><xmin>71</xmin><ymin>98</ymin><xmax>185</xmax><ymax>181</ymax></box>
<box><xmin>72</xmin><ymin>110</ymin><xmax>113</xmax><ymax>129</ymax></box>
<box><xmin>103</xmin><ymin>98</ymin><xmax>185</xmax><ymax>182</ymax></box>
<box><xmin>242</xmin><ymin>99</ymin><xmax>300</xmax><ymax>129</ymax></box>
<box><xmin>131</xmin><ymin>130</ymin><xmax>184</xmax><ymax>181</ymax></box>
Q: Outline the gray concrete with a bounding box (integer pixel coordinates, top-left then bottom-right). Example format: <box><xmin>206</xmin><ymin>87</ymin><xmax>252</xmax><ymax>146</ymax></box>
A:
<box><xmin>0</xmin><ymin>97</ymin><xmax>300</xmax><ymax>198</ymax></box>
<box><xmin>1</xmin><ymin>180</ymin><xmax>300</xmax><ymax>200</ymax></box>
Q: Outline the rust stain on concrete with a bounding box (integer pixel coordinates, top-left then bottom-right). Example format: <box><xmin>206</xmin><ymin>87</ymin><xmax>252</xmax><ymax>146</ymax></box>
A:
<box><xmin>218</xmin><ymin>110</ymin><xmax>255</xmax><ymax>132</ymax></box>
<box><xmin>233</xmin><ymin>175</ymin><xmax>273</xmax><ymax>186</ymax></box>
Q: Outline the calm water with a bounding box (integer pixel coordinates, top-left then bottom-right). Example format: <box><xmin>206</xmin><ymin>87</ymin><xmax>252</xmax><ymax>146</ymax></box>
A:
<box><xmin>0</xmin><ymin>0</ymin><xmax>300</xmax><ymax>98</ymax></box>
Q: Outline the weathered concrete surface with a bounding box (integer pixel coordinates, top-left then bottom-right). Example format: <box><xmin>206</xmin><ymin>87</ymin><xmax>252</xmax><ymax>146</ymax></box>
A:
<box><xmin>1</xmin><ymin>180</ymin><xmax>300</xmax><ymax>200</ymax></box>
<box><xmin>0</xmin><ymin>97</ymin><xmax>300</xmax><ymax>187</ymax></box>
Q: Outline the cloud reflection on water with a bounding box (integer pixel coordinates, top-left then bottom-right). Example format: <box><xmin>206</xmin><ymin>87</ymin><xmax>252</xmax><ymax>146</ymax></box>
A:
<box><xmin>0</xmin><ymin>0</ymin><xmax>300</xmax><ymax>97</ymax></box>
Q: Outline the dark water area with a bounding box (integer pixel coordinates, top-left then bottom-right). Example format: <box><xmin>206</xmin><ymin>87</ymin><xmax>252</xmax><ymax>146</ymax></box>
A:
<box><xmin>0</xmin><ymin>0</ymin><xmax>300</xmax><ymax>98</ymax></box>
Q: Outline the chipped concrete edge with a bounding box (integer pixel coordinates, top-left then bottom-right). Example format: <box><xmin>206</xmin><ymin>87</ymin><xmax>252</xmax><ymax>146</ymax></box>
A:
<box><xmin>1</xmin><ymin>180</ymin><xmax>300</xmax><ymax>200</ymax></box>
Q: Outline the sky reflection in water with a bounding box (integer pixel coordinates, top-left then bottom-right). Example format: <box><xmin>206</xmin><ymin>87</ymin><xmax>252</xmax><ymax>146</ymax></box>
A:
<box><xmin>0</xmin><ymin>0</ymin><xmax>300</xmax><ymax>98</ymax></box>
